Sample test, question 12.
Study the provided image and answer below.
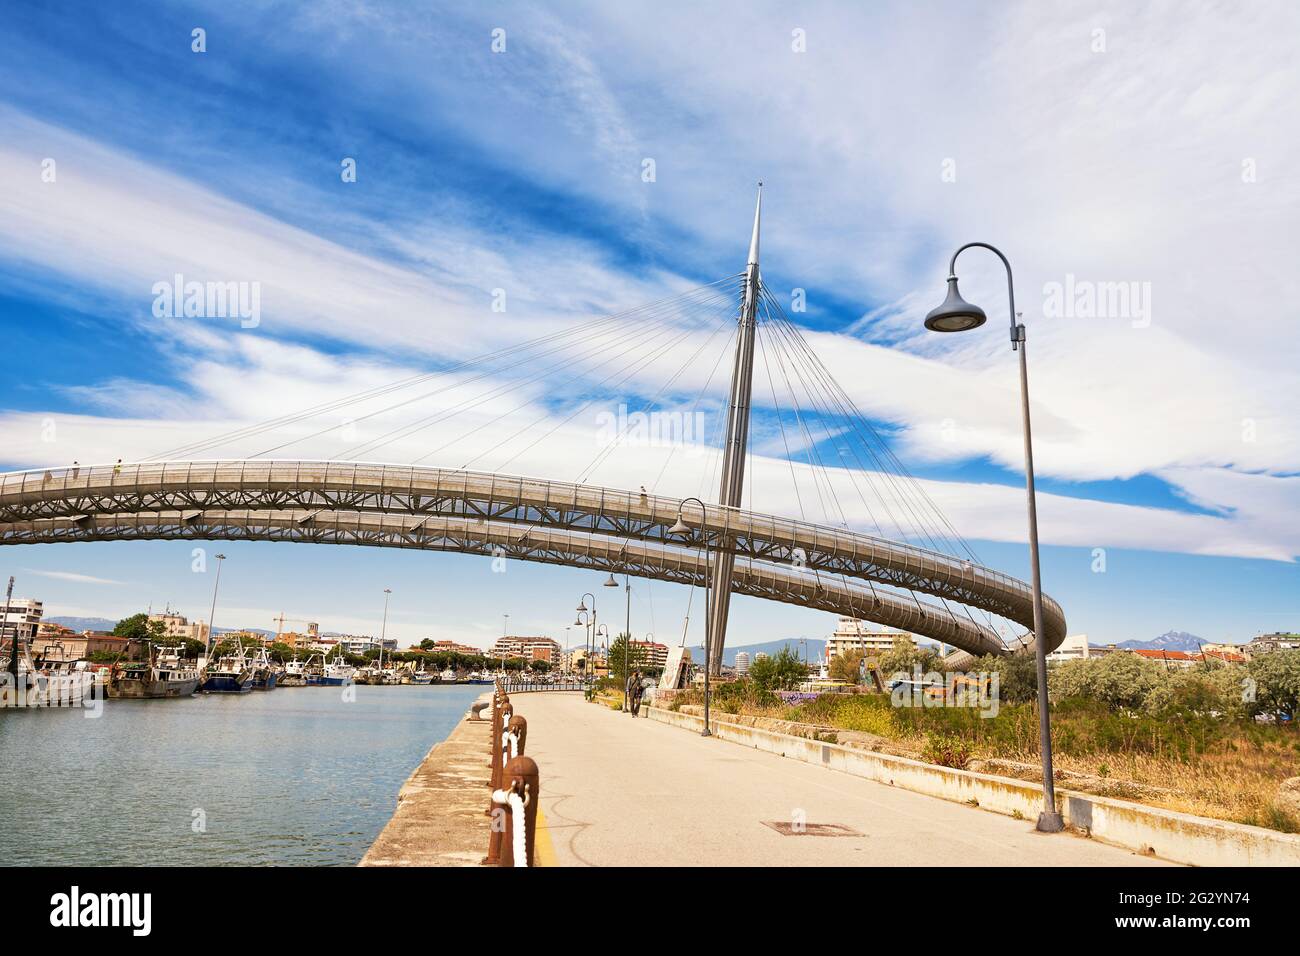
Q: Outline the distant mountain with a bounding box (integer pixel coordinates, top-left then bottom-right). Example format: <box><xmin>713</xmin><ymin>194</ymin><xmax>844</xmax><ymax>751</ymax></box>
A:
<box><xmin>46</xmin><ymin>616</ymin><xmax>117</xmax><ymax>633</ymax></box>
<box><xmin>1117</xmin><ymin>630</ymin><xmax>1208</xmax><ymax>653</ymax></box>
<box><xmin>685</xmin><ymin>637</ymin><xmax>826</xmax><ymax>666</ymax></box>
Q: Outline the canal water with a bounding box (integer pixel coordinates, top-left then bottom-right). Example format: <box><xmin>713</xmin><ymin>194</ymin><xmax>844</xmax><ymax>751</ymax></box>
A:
<box><xmin>0</xmin><ymin>683</ymin><xmax>483</xmax><ymax>866</ymax></box>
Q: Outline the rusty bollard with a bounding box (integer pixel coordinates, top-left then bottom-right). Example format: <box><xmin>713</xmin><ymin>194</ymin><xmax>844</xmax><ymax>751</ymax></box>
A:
<box><xmin>497</xmin><ymin>755</ymin><xmax>540</xmax><ymax>868</ymax></box>
<box><xmin>486</xmin><ymin>711</ymin><xmax>527</xmax><ymax>865</ymax></box>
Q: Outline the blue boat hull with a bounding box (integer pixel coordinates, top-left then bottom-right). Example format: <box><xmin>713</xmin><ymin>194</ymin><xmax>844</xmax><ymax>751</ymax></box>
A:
<box><xmin>201</xmin><ymin>673</ymin><xmax>252</xmax><ymax>694</ymax></box>
<box><xmin>252</xmin><ymin>672</ymin><xmax>279</xmax><ymax>690</ymax></box>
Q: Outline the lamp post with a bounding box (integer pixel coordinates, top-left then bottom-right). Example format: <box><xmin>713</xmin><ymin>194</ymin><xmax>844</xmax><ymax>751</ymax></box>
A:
<box><xmin>924</xmin><ymin>241</ymin><xmax>1064</xmax><ymax>833</ymax></box>
<box><xmin>378</xmin><ymin>587</ymin><xmax>392</xmax><ymax>673</ymax></box>
<box><xmin>203</xmin><ymin>553</ymin><xmax>227</xmax><ymax>663</ymax></box>
<box><xmin>669</xmin><ymin>496</ymin><xmax>713</xmax><ymax>737</ymax></box>
<box><xmin>576</xmin><ymin>591</ymin><xmax>596</xmax><ymax>685</ymax></box>
<box><xmin>574</xmin><ymin>609</ymin><xmax>591</xmax><ymax>684</ymax></box>
<box><xmin>610</xmin><ymin>572</ymin><xmax>631</xmax><ymax>712</ymax></box>
<box><xmin>596</xmin><ymin>623</ymin><xmax>610</xmax><ymax>681</ymax></box>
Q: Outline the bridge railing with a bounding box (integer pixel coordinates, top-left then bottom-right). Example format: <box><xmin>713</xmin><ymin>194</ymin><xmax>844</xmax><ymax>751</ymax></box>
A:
<box><xmin>499</xmin><ymin>679</ymin><xmax>586</xmax><ymax>694</ymax></box>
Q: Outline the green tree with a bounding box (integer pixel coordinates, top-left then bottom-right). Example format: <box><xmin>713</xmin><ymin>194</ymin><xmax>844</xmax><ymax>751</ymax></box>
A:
<box><xmin>971</xmin><ymin>652</ymin><xmax>1039</xmax><ymax>704</ymax></box>
<box><xmin>1247</xmin><ymin>651</ymin><xmax>1300</xmax><ymax>720</ymax></box>
<box><xmin>1048</xmin><ymin>653</ymin><xmax>1165</xmax><ymax>710</ymax></box>
<box><xmin>1143</xmin><ymin>664</ymin><xmax>1251</xmax><ymax>719</ymax></box>
<box><xmin>529</xmin><ymin>659</ymin><xmax>551</xmax><ymax>673</ymax></box>
<box><xmin>877</xmin><ymin>636</ymin><xmax>945</xmax><ymax>679</ymax></box>
<box><xmin>829</xmin><ymin>649</ymin><xmax>866</xmax><ymax>684</ymax></box>
<box><xmin>112</xmin><ymin>613</ymin><xmax>151</xmax><ymax>640</ymax></box>
<box><xmin>748</xmin><ymin>646</ymin><xmax>807</xmax><ymax>692</ymax></box>
<box><xmin>607</xmin><ymin>633</ymin><xmax>648</xmax><ymax>684</ymax></box>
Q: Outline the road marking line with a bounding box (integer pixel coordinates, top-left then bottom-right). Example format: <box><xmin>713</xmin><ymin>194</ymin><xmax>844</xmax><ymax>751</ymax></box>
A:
<box><xmin>534</xmin><ymin>805</ymin><xmax>560</xmax><ymax>867</ymax></box>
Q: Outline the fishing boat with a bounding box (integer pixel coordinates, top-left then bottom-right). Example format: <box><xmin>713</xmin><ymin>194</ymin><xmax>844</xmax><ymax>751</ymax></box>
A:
<box><xmin>410</xmin><ymin>664</ymin><xmax>434</xmax><ymax>685</ymax></box>
<box><xmin>316</xmin><ymin>650</ymin><xmax>355</xmax><ymax>687</ymax></box>
<box><xmin>1</xmin><ymin>649</ymin><xmax>97</xmax><ymax>708</ymax></box>
<box><xmin>280</xmin><ymin>653</ymin><xmax>316</xmax><ymax>686</ymax></box>
<box><xmin>439</xmin><ymin>668</ymin><xmax>459</xmax><ymax>684</ymax></box>
<box><xmin>199</xmin><ymin>646</ymin><xmax>254</xmax><ymax>694</ymax></box>
<box><xmin>466</xmin><ymin>670</ymin><xmax>494</xmax><ymax>685</ymax></box>
<box><xmin>108</xmin><ymin>645</ymin><xmax>200</xmax><ymax>699</ymax></box>
<box><xmin>247</xmin><ymin>647</ymin><xmax>281</xmax><ymax>690</ymax></box>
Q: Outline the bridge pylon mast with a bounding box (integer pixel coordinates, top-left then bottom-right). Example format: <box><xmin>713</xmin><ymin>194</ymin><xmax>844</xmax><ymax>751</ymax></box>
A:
<box><xmin>706</xmin><ymin>184</ymin><xmax>762</xmax><ymax>675</ymax></box>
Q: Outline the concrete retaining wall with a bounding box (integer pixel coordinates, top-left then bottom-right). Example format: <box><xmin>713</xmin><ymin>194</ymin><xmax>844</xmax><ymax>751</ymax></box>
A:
<box><xmin>646</xmin><ymin>705</ymin><xmax>1300</xmax><ymax>867</ymax></box>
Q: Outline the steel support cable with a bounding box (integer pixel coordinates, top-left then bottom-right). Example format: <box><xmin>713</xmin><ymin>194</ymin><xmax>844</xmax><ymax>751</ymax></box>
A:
<box><xmin>755</xmin><ymin>308</ymin><xmax>844</xmax><ymax>527</ymax></box>
<box><xmin>476</xmin><ymin>303</ymin><xmax>738</xmax><ymax>473</ymax></box>
<box><xmin>759</xmin><ymin>296</ymin><xmax>855</xmax><ymax>527</ymax></box>
<box><xmin>761</xmin><ymin>292</ymin><xmax>961</xmax><ymax>556</ymax></box>
<box><xmin>761</xmin><ymin>291</ymin><xmax>999</xmax><ymax>636</ymax></box>
<box><xmin>755</xmin><ymin>314</ymin><xmax>882</xmax><ymax>622</ymax></box>
<box><xmin>317</xmin><ymin>285</ymin><xmax>739</xmax><ymax>461</ymax></box>
<box><xmin>760</xmin><ymin>295</ymin><xmax>941</xmax><ymax>544</ymax></box>
<box><xmin>761</xmin><ymin>286</ymin><xmax>982</xmax><ymax>563</ymax></box>
<box><xmin>754</xmin><ymin>315</ymin><xmax>805</xmax><ymax>521</ymax></box>
<box><xmin>644</xmin><ymin>324</ymin><xmax>737</xmax><ymax>495</ymax></box>
<box><xmin>318</xmin><ymin>309</ymin><xmax>685</xmax><ymax>461</ymax></box>
<box><xmin>763</xmin><ymin>305</ymin><xmax>997</xmax><ymax>638</ymax></box>
<box><xmin>374</xmin><ymin>291</ymin><xmax>734</xmax><ymax>465</ymax></box>
<box><xmin>571</xmin><ymin>301</ymin><xmax>740</xmax><ymax>485</ymax></box>
<box><xmin>159</xmin><ymin>276</ymin><xmax>744</xmax><ymax>462</ymax></box>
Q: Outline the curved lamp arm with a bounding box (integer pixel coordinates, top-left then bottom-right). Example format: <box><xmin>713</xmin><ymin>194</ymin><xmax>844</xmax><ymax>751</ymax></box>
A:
<box><xmin>948</xmin><ymin>241</ymin><xmax>1022</xmax><ymax>349</ymax></box>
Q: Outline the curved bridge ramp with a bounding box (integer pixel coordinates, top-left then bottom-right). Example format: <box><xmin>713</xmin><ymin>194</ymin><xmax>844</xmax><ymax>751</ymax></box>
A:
<box><xmin>0</xmin><ymin>461</ymin><xmax>1066</xmax><ymax>659</ymax></box>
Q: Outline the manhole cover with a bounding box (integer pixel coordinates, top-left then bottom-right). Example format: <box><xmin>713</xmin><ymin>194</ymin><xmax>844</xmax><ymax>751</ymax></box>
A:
<box><xmin>762</xmin><ymin>821</ymin><xmax>864</xmax><ymax>837</ymax></box>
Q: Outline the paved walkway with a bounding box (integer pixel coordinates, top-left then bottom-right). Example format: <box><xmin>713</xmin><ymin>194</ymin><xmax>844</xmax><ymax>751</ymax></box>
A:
<box><xmin>523</xmin><ymin>694</ymin><xmax>1173</xmax><ymax>867</ymax></box>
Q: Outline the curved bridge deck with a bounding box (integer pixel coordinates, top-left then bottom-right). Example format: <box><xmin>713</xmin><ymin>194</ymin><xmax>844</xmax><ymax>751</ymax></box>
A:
<box><xmin>0</xmin><ymin>460</ymin><xmax>1066</xmax><ymax>658</ymax></box>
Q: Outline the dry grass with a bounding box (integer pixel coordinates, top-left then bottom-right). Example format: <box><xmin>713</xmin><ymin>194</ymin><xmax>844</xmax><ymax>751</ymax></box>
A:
<box><xmin>699</xmin><ymin>691</ymin><xmax>1300</xmax><ymax>833</ymax></box>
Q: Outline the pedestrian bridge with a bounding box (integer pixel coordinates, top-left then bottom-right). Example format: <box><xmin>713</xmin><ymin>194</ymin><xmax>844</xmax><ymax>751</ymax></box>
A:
<box><xmin>0</xmin><ymin>460</ymin><xmax>1064</xmax><ymax>660</ymax></box>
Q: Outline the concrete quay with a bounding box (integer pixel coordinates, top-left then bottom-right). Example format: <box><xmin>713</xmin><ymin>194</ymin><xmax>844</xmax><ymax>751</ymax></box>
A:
<box><xmin>360</xmin><ymin>696</ymin><xmax>493</xmax><ymax>867</ymax></box>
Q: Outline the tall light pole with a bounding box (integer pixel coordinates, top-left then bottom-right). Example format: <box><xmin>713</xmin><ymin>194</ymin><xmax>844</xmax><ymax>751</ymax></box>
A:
<box><xmin>379</xmin><ymin>587</ymin><xmax>392</xmax><ymax>672</ymax></box>
<box><xmin>576</xmin><ymin>591</ymin><xmax>596</xmax><ymax>684</ymax></box>
<box><xmin>669</xmin><ymin>496</ymin><xmax>713</xmax><ymax>737</ymax></box>
<box><xmin>609</xmin><ymin>571</ymin><xmax>631</xmax><ymax>712</ymax></box>
<box><xmin>203</xmin><ymin>553</ymin><xmax>226</xmax><ymax>663</ymax></box>
<box><xmin>924</xmin><ymin>241</ymin><xmax>1064</xmax><ymax>833</ymax></box>
<box><xmin>3</xmin><ymin>575</ymin><xmax>17</xmax><ymax>681</ymax></box>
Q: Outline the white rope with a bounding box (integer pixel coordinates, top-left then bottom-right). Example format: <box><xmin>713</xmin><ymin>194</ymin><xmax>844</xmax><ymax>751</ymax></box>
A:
<box><xmin>490</xmin><ymin>788</ymin><xmax>531</xmax><ymax>867</ymax></box>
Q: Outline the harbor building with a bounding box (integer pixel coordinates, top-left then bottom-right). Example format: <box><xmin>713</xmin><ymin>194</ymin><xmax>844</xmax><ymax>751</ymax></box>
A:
<box><xmin>148</xmin><ymin>611</ymin><xmax>210</xmax><ymax>645</ymax></box>
<box><xmin>490</xmin><ymin>635</ymin><xmax>561</xmax><ymax>664</ymax></box>
<box><xmin>1046</xmin><ymin>633</ymin><xmax>1090</xmax><ymax>662</ymax></box>
<box><xmin>0</xmin><ymin>595</ymin><xmax>43</xmax><ymax>655</ymax></box>
<box><xmin>824</xmin><ymin>618</ymin><xmax>915</xmax><ymax>661</ymax></box>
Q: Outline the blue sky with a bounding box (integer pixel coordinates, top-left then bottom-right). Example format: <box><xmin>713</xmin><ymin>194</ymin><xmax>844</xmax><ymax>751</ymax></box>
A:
<box><xmin>1</xmin><ymin>1</ymin><xmax>1296</xmax><ymax>649</ymax></box>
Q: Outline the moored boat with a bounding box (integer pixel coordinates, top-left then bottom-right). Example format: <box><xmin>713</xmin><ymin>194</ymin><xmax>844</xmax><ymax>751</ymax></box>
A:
<box><xmin>199</xmin><ymin>647</ymin><xmax>254</xmax><ymax>694</ymax></box>
<box><xmin>108</xmin><ymin>646</ymin><xmax>201</xmax><ymax>699</ymax></box>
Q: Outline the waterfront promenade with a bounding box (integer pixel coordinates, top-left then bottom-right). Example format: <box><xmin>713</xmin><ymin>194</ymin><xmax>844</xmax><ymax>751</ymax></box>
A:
<box><xmin>523</xmin><ymin>694</ymin><xmax>1171</xmax><ymax>867</ymax></box>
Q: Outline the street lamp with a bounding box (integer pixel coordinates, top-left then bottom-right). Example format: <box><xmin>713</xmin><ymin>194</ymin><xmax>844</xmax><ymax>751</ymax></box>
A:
<box><xmin>577</xmin><ymin>591</ymin><xmax>597</xmax><ymax>685</ymax></box>
<box><xmin>924</xmin><ymin>240</ymin><xmax>1064</xmax><ymax>834</ymax></box>
<box><xmin>378</xmin><ymin>587</ymin><xmax>392</xmax><ymax>673</ymax></box>
<box><xmin>669</xmin><ymin>496</ymin><xmax>713</xmax><ymax>737</ymax></box>
<box><xmin>575</xmin><ymin>609</ymin><xmax>591</xmax><ymax>683</ymax></box>
<box><xmin>203</xmin><ymin>553</ymin><xmax>227</xmax><ymax>663</ymax></box>
<box><xmin>609</xmin><ymin>572</ymin><xmax>632</xmax><ymax>712</ymax></box>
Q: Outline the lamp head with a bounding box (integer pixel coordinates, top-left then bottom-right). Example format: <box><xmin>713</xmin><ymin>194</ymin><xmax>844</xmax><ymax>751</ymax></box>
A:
<box><xmin>925</xmin><ymin>276</ymin><xmax>987</xmax><ymax>333</ymax></box>
<box><xmin>667</xmin><ymin>515</ymin><xmax>691</xmax><ymax>536</ymax></box>
<box><xmin>603</xmin><ymin>573</ymin><xmax>619</xmax><ymax>588</ymax></box>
